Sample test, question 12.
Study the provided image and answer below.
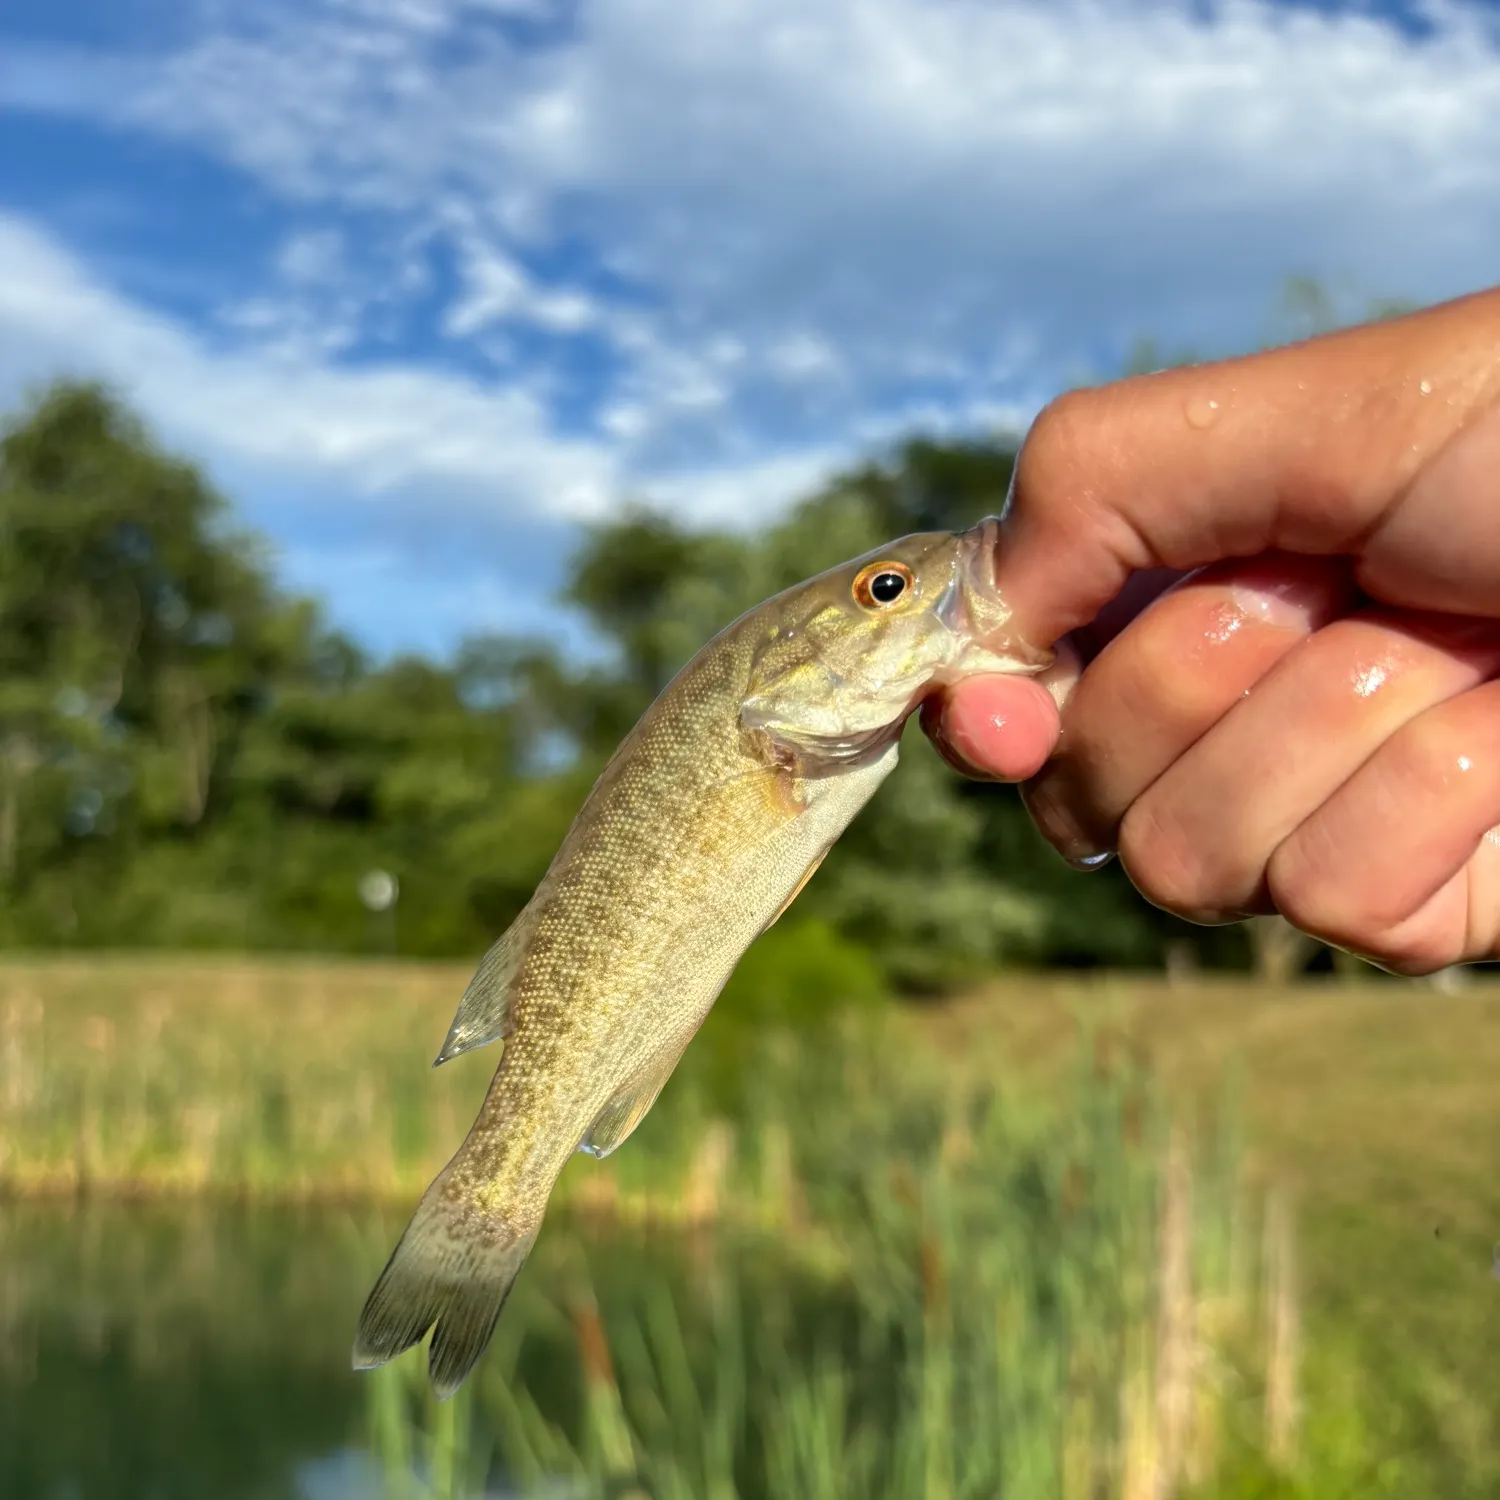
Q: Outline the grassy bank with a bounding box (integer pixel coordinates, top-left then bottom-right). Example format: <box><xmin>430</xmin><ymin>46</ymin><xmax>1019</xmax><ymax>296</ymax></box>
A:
<box><xmin>0</xmin><ymin>956</ymin><xmax>485</xmax><ymax>1201</ymax></box>
<box><xmin>924</xmin><ymin>973</ymin><xmax>1500</xmax><ymax>1498</ymax></box>
<box><xmin>2</xmin><ymin>957</ymin><xmax>1493</xmax><ymax>1495</ymax></box>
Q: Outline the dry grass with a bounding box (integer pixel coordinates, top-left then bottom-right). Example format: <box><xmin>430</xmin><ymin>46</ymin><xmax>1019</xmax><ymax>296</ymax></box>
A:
<box><xmin>0</xmin><ymin>954</ymin><xmax>479</xmax><ymax>1199</ymax></box>
<box><xmin>918</xmin><ymin>972</ymin><xmax>1500</xmax><ymax>1202</ymax></box>
<box><xmin>914</xmin><ymin>972</ymin><xmax>1500</xmax><ymax>1296</ymax></box>
<box><xmin>914</xmin><ymin>972</ymin><xmax>1500</xmax><ymax>1491</ymax></box>
<box><xmin>2</xmin><ymin>956</ymin><xmax>1494</xmax><ymax>1490</ymax></box>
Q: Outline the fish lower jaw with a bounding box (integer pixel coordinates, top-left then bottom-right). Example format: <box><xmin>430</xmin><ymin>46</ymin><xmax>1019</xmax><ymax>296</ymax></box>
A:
<box><xmin>938</xmin><ymin>637</ymin><xmax>1053</xmax><ymax>684</ymax></box>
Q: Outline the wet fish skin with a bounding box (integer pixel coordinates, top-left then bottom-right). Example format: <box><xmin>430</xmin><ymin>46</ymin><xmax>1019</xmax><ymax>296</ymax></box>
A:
<box><xmin>351</xmin><ymin>517</ymin><xmax>1048</xmax><ymax>1398</ymax></box>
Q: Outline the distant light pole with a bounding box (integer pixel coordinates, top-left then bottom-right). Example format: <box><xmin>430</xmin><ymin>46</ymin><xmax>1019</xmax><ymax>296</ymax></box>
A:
<box><xmin>359</xmin><ymin>868</ymin><xmax>399</xmax><ymax>955</ymax></box>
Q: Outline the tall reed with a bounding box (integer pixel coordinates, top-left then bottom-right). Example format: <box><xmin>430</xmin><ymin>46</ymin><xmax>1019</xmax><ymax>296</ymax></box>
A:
<box><xmin>364</xmin><ymin>1026</ymin><xmax>1297</xmax><ymax>1500</ymax></box>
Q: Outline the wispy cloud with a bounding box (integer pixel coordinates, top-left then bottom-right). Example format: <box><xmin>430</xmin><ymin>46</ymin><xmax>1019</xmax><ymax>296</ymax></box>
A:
<box><xmin>2</xmin><ymin>0</ymin><xmax>1499</xmax><ymax>650</ymax></box>
<box><xmin>0</xmin><ymin>214</ymin><xmax>612</xmax><ymax>511</ymax></box>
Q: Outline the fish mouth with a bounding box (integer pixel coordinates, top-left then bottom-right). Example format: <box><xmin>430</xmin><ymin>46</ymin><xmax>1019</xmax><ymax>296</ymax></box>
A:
<box><xmin>937</xmin><ymin>515</ymin><xmax>1052</xmax><ymax>675</ymax></box>
<box><xmin>959</xmin><ymin>514</ymin><xmax>1004</xmax><ymax>602</ymax></box>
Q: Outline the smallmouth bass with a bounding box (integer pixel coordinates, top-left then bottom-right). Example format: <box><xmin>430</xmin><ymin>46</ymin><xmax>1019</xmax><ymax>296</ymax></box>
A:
<box><xmin>352</xmin><ymin>516</ymin><xmax>1047</xmax><ymax>1396</ymax></box>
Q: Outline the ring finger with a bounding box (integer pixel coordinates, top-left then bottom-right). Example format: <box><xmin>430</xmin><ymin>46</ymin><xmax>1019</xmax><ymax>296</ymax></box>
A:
<box><xmin>1266</xmin><ymin>679</ymin><xmax>1500</xmax><ymax>972</ymax></box>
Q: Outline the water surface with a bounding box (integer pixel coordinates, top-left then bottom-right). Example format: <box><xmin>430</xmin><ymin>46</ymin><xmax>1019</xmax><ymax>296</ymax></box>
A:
<box><xmin>1</xmin><ymin>1200</ymin><xmax>412</xmax><ymax>1500</ymax></box>
<box><xmin>0</xmin><ymin>1198</ymin><xmax>828</xmax><ymax>1500</ymax></box>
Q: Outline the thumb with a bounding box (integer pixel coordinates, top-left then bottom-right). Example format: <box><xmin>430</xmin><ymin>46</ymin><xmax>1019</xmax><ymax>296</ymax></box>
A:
<box><xmin>992</xmin><ymin>286</ymin><xmax>1500</xmax><ymax>648</ymax></box>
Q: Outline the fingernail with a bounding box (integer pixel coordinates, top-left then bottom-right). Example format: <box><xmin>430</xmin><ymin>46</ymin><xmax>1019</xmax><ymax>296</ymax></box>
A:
<box><xmin>1066</xmin><ymin>848</ymin><xmax>1117</xmax><ymax>872</ymax></box>
<box><xmin>1039</xmin><ymin>637</ymin><xmax>1082</xmax><ymax>709</ymax></box>
<box><xmin>1022</xmin><ymin>776</ymin><xmax>1116</xmax><ymax>870</ymax></box>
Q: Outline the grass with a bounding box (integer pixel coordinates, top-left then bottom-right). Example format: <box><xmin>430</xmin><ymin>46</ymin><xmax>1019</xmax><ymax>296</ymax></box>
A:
<box><xmin>360</xmin><ymin>1051</ymin><xmax>1291</xmax><ymax>1500</ymax></box>
<box><xmin>921</xmin><ymin>972</ymin><xmax>1500</xmax><ymax>1497</ymax></box>
<box><xmin>2</xmin><ymin>956</ymin><xmax>1496</xmax><ymax>1494</ymax></box>
<box><xmin>0</xmin><ymin>955</ymin><xmax>482</xmax><ymax>1200</ymax></box>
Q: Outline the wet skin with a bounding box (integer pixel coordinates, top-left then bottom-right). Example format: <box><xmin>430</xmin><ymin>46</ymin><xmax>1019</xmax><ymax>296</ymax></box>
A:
<box><xmin>924</xmin><ymin>285</ymin><xmax>1500</xmax><ymax>975</ymax></box>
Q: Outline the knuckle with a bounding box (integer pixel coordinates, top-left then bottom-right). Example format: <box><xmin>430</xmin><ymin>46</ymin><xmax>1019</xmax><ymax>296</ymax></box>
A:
<box><xmin>1120</xmin><ymin>616</ymin><xmax>1237</xmax><ymax>734</ymax></box>
<box><xmin>1120</xmin><ymin>789</ymin><xmax>1270</xmax><ymax>924</ymax></box>
<box><xmin>1015</xmin><ymin>390</ymin><xmax>1103</xmax><ymax>502</ymax></box>
<box><xmin>1364</xmin><ymin>943</ymin><xmax>1451</xmax><ymax>979</ymax></box>
<box><xmin>1268</xmin><ymin>839</ymin><xmax>1455</xmax><ymax>975</ymax></box>
<box><xmin>1391</xmin><ymin>710</ymin><xmax>1468</xmax><ymax>809</ymax></box>
<box><xmin>1363</xmin><ymin>895</ymin><xmax>1468</xmax><ymax>975</ymax></box>
<box><xmin>1267</xmin><ymin>836</ymin><xmax>1346</xmax><ymax>944</ymax></box>
<box><xmin>1118</xmin><ymin>799</ymin><xmax>1223</xmax><ymax>923</ymax></box>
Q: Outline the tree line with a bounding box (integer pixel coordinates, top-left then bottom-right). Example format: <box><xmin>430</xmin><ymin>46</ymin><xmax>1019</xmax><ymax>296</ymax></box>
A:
<box><xmin>0</xmin><ymin>379</ymin><xmax>1285</xmax><ymax>1002</ymax></box>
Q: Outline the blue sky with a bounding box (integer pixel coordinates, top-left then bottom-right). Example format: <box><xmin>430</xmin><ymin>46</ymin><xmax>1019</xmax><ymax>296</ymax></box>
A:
<box><xmin>2</xmin><ymin>0</ymin><xmax>1498</xmax><ymax>660</ymax></box>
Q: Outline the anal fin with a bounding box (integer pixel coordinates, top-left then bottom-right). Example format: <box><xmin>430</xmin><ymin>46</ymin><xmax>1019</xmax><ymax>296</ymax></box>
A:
<box><xmin>434</xmin><ymin>914</ymin><xmax>531</xmax><ymax>1066</ymax></box>
<box><xmin>761</xmin><ymin>849</ymin><xmax>828</xmax><ymax>935</ymax></box>
<box><xmin>579</xmin><ymin>1042</ymin><xmax>690</xmax><ymax>1159</ymax></box>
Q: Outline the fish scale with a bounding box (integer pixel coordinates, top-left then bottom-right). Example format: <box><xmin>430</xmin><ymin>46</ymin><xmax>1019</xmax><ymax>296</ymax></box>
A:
<box><xmin>351</xmin><ymin>516</ymin><xmax>1048</xmax><ymax>1397</ymax></box>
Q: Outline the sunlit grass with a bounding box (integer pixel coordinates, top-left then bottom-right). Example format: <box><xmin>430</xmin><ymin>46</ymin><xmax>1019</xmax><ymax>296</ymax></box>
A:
<box><xmin>922</xmin><ymin>971</ymin><xmax>1500</xmax><ymax>1500</ymax></box>
<box><xmin>3</xmin><ymin>956</ymin><xmax>1492</xmax><ymax>1495</ymax></box>
<box><xmin>0</xmin><ymin>955</ymin><xmax>487</xmax><ymax>1200</ymax></box>
<box><xmin>363</xmin><ymin>1060</ymin><xmax>1298</xmax><ymax>1500</ymax></box>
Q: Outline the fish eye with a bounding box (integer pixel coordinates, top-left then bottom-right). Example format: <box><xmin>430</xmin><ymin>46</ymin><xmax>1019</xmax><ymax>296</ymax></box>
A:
<box><xmin>852</xmin><ymin>561</ymin><xmax>914</xmax><ymax>610</ymax></box>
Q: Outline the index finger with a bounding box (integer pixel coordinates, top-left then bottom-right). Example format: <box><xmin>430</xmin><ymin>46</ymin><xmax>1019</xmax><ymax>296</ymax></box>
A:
<box><xmin>995</xmin><ymin>286</ymin><xmax>1500</xmax><ymax>648</ymax></box>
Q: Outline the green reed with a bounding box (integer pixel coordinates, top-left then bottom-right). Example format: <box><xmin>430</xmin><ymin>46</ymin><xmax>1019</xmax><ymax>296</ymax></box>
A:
<box><xmin>0</xmin><ymin>957</ymin><xmax>493</xmax><ymax>1199</ymax></box>
<box><xmin>0</xmin><ymin>957</ymin><xmax>874</xmax><ymax>1213</ymax></box>
<box><xmin>0</xmin><ymin>956</ymin><xmax>1420</xmax><ymax>1497</ymax></box>
<box><xmin>362</xmin><ymin>1027</ymin><xmax>1308</xmax><ymax>1500</ymax></box>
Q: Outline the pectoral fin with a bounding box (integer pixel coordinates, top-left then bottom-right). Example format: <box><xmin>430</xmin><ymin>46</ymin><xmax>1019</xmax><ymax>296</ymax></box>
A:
<box><xmin>579</xmin><ymin>1042</ymin><xmax>690</xmax><ymax>1159</ymax></box>
<box><xmin>434</xmin><ymin>913</ymin><xmax>533</xmax><ymax>1066</ymax></box>
<box><xmin>761</xmin><ymin>849</ymin><xmax>828</xmax><ymax>934</ymax></box>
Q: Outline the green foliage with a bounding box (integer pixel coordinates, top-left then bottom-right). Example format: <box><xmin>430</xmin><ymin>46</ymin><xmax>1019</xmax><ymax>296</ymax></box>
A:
<box><xmin>3</xmin><ymin>963</ymin><xmax>1487</xmax><ymax>1497</ymax></box>
<box><xmin>715</xmin><ymin>917</ymin><xmax>884</xmax><ymax>1025</ymax></box>
<box><xmin>363</xmin><ymin>1027</ymin><xmax>1383</xmax><ymax>1500</ymax></box>
<box><xmin>0</xmin><ymin>378</ymin><xmax>1242</xmax><ymax>989</ymax></box>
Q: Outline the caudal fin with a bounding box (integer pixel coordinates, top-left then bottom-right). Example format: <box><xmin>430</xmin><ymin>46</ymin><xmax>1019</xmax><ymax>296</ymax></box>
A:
<box><xmin>352</xmin><ymin>1191</ymin><xmax>538</xmax><ymax>1399</ymax></box>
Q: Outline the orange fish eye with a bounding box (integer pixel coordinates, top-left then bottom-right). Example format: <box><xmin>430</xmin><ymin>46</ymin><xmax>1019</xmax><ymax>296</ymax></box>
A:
<box><xmin>852</xmin><ymin>561</ymin><xmax>915</xmax><ymax>610</ymax></box>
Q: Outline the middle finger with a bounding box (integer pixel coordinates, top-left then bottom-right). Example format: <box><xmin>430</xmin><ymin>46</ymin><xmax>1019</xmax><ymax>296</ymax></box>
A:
<box><xmin>1118</xmin><ymin>611</ymin><xmax>1500</xmax><ymax>922</ymax></box>
<box><xmin>1023</xmin><ymin>553</ymin><xmax>1355</xmax><ymax>864</ymax></box>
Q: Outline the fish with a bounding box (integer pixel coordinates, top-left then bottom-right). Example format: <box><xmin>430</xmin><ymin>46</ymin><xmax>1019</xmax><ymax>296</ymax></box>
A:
<box><xmin>351</xmin><ymin>515</ymin><xmax>1048</xmax><ymax>1397</ymax></box>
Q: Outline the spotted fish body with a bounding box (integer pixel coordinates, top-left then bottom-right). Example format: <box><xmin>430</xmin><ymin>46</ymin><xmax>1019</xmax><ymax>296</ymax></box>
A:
<box><xmin>352</xmin><ymin>517</ymin><xmax>1046</xmax><ymax>1397</ymax></box>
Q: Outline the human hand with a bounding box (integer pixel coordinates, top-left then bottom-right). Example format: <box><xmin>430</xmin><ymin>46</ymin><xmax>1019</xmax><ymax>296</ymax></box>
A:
<box><xmin>925</xmin><ymin>287</ymin><xmax>1500</xmax><ymax>972</ymax></box>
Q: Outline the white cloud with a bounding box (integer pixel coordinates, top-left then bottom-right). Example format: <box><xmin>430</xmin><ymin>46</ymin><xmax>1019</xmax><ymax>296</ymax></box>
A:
<box><xmin>768</xmin><ymin>333</ymin><xmax>844</xmax><ymax>384</ymax></box>
<box><xmin>634</xmin><ymin>447</ymin><xmax>856</xmax><ymax>532</ymax></box>
<box><xmin>276</xmin><ymin>228</ymin><xmax>347</xmax><ymax>285</ymax></box>
<box><xmin>0</xmin><ymin>212</ymin><xmax>870</xmax><ymax>555</ymax></box>
<box><xmin>6</xmin><ymin>0</ymin><xmax>1500</xmax><ymax>576</ymax></box>
<box><xmin>441</xmin><ymin>233</ymin><xmax>604</xmax><ymax>337</ymax></box>
<box><xmin>111</xmin><ymin>1</ymin><xmax>1500</xmax><ymax>392</ymax></box>
<box><xmin>0</xmin><ymin>213</ymin><xmax>614</xmax><ymax>517</ymax></box>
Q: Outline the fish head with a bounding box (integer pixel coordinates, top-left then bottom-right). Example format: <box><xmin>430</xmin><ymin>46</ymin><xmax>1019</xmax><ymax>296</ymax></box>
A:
<box><xmin>741</xmin><ymin>517</ymin><xmax>1052</xmax><ymax>770</ymax></box>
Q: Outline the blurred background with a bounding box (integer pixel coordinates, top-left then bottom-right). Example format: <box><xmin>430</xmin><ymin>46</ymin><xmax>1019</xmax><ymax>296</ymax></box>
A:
<box><xmin>2</xmin><ymin>1</ymin><xmax>1499</xmax><ymax>1497</ymax></box>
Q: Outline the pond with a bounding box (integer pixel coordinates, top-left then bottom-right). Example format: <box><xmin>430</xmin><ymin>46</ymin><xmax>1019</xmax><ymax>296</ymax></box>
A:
<box><xmin>0</xmin><ymin>1199</ymin><xmax>853</xmax><ymax>1500</ymax></box>
<box><xmin>2</xmin><ymin>1199</ymin><xmax>718</xmax><ymax>1500</ymax></box>
<box><xmin>0</xmin><ymin>1072</ymin><xmax>1259</xmax><ymax>1500</ymax></box>
<box><xmin>0</xmin><ymin>1200</ymin><xmax>422</xmax><ymax>1500</ymax></box>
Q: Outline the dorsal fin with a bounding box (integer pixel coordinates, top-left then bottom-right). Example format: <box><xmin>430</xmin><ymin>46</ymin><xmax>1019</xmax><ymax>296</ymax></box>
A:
<box><xmin>432</xmin><ymin>913</ymin><xmax>532</xmax><ymax>1066</ymax></box>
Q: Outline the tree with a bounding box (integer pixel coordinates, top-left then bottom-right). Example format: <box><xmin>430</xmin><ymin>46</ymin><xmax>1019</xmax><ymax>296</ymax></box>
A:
<box><xmin>0</xmin><ymin>383</ymin><xmax>297</xmax><ymax>934</ymax></box>
<box><xmin>0</xmin><ymin>377</ymin><xmax>1254</xmax><ymax>982</ymax></box>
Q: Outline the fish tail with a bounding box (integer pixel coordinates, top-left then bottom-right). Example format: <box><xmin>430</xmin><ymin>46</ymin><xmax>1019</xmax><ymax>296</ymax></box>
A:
<box><xmin>352</xmin><ymin>1183</ymin><xmax>538</xmax><ymax>1399</ymax></box>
